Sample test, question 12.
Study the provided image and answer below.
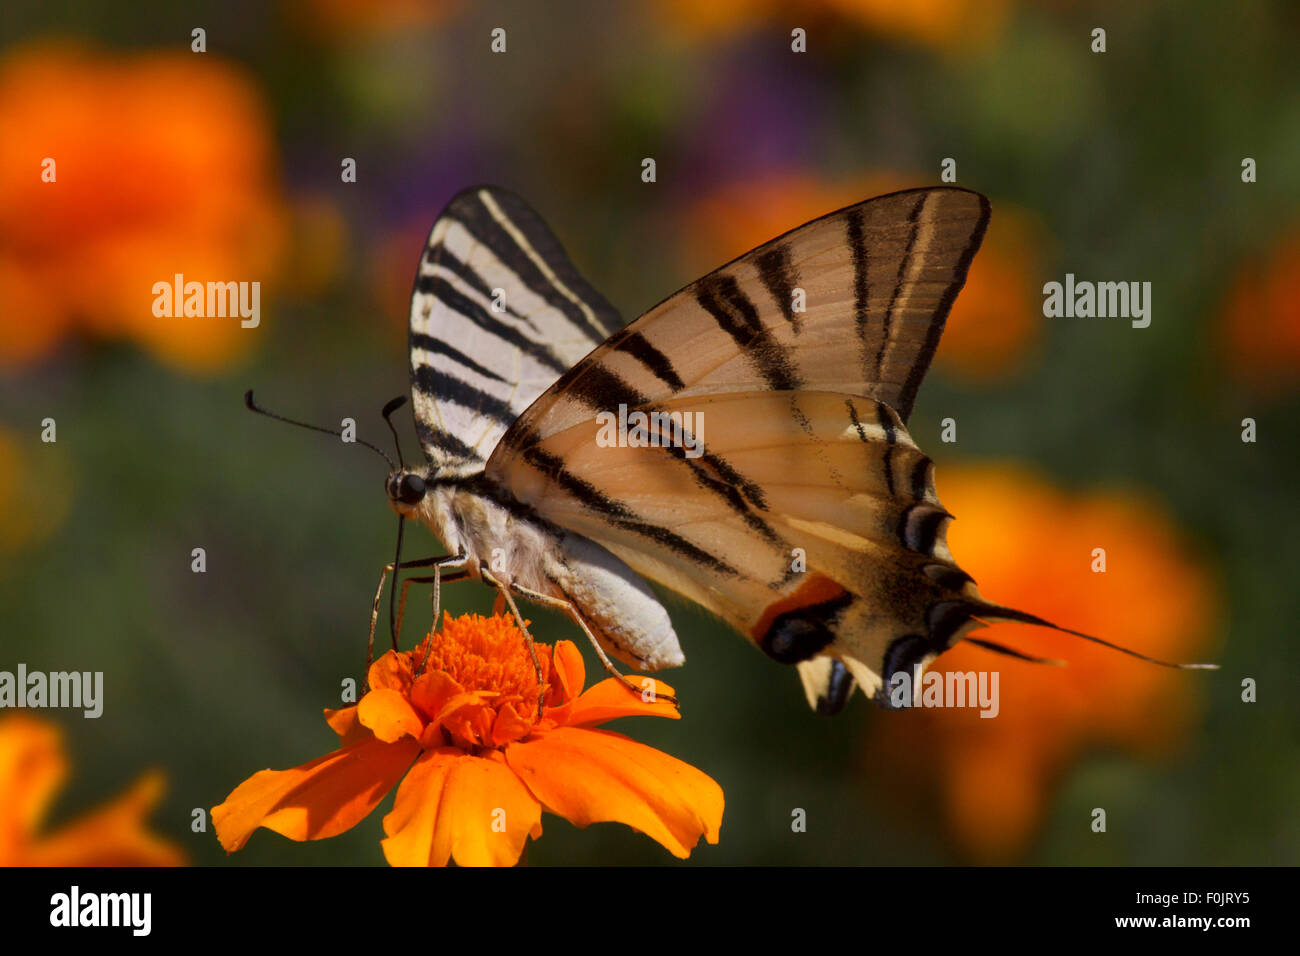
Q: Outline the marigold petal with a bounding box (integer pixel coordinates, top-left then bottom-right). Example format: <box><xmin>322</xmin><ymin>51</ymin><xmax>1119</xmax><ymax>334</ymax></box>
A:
<box><xmin>381</xmin><ymin>749</ymin><xmax>542</xmax><ymax>867</ymax></box>
<box><xmin>409</xmin><ymin>670</ymin><xmax>462</xmax><ymax>723</ymax></box>
<box><xmin>564</xmin><ymin>677</ymin><xmax>680</xmax><ymax>727</ymax></box>
<box><xmin>212</xmin><ymin>735</ymin><xmax>419</xmax><ymax>852</ymax></box>
<box><xmin>506</xmin><ymin>726</ymin><xmax>722</xmax><ymax>859</ymax></box>
<box><xmin>366</xmin><ymin>650</ymin><xmax>411</xmax><ymax>693</ymax></box>
<box><xmin>550</xmin><ymin>639</ymin><xmax>585</xmax><ymax>702</ymax></box>
<box><xmin>357</xmin><ymin>688</ymin><xmax>424</xmax><ymax>742</ymax></box>
<box><xmin>434</xmin><ymin>691</ymin><xmax>491</xmax><ymax>725</ymax></box>
<box><xmin>24</xmin><ymin>770</ymin><xmax>185</xmax><ymax>867</ymax></box>
<box><xmin>0</xmin><ymin>715</ymin><xmax>67</xmax><ymax>851</ymax></box>
<box><xmin>323</xmin><ymin>706</ymin><xmax>369</xmax><ymax>745</ymax></box>
<box><xmin>491</xmin><ymin>700</ymin><xmax>535</xmax><ymax>747</ymax></box>
<box><xmin>435</xmin><ymin>692</ymin><xmax>499</xmax><ymax>748</ymax></box>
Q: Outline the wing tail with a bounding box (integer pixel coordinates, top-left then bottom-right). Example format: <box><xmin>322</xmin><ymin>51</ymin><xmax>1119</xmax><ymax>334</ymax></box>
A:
<box><xmin>967</xmin><ymin>602</ymin><xmax>1219</xmax><ymax>670</ymax></box>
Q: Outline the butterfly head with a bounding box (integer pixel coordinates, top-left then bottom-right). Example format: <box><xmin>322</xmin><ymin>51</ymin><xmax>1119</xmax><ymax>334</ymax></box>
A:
<box><xmin>385</xmin><ymin>468</ymin><xmax>429</xmax><ymax>515</ymax></box>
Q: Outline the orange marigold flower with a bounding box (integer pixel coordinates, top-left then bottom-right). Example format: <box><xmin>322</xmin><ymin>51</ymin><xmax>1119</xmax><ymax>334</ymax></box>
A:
<box><xmin>864</xmin><ymin>465</ymin><xmax>1216</xmax><ymax>862</ymax></box>
<box><xmin>0</xmin><ymin>714</ymin><xmax>185</xmax><ymax>866</ymax></box>
<box><xmin>213</xmin><ymin>612</ymin><xmax>723</xmax><ymax>866</ymax></box>
<box><xmin>0</xmin><ymin>42</ymin><xmax>286</xmax><ymax>372</ymax></box>
<box><xmin>1217</xmin><ymin>227</ymin><xmax>1300</xmax><ymax>394</ymax></box>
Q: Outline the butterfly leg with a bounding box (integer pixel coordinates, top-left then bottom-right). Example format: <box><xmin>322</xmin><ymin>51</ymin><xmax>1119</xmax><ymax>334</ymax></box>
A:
<box><xmin>397</xmin><ymin>556</ymin><xmax>470</xmax><ymax>646</ymax></box>
<box><xmin>480</xmin><ymin>569</ymin><xmax>547</xmax><ymax>718</ymax></box>
<box><xmin>400</xmin><ymin>568</ymin><xmax>476</xmax><ymax>677</ymax></box>
<box><xmin>366</xmin><ymin>554</ymin><xmax>467</xmax><ymax>683</ymax></box>
<box><xmin>507</xmin><ymin>582</ymin><xmax>677</xmax><ymax>707</ymax></box>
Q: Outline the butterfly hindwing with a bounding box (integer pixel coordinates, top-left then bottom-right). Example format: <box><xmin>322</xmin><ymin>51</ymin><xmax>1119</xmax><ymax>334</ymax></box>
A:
<box><xmin>494</xmin><ymin>385</ymin><xmax>983</xmax><ymax>700</ymax></box>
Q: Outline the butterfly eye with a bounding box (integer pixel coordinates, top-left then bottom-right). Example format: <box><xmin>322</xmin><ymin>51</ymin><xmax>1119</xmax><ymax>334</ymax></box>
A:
<box><xmin>398</xmin><ymin>474</ymin><xmax>426</xmax><ymax>505</ymax></box>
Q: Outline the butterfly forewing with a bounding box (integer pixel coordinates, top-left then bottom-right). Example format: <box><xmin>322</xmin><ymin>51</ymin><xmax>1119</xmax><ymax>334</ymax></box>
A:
<box><xmin>410</xmin><ymin>187</ymin><xmax>622</xmax><ymax>473</ymax></box>
<box><xmin>494</xmin><ymin>187</ymin><xmax>989</xmax><ymax>462</ymax></box>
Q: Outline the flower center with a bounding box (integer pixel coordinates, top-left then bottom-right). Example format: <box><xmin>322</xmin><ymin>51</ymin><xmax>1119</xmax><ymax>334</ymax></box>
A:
<box><xmin>419</xmin><ymin>612</ymin><xmax>546</xmax><ymax>706</ymax></box>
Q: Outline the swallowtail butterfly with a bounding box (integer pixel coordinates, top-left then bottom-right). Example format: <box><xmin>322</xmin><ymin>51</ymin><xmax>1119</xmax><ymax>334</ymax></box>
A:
<box><xmin>250</xmin><ymin>185</ymin><xmax>1211</xmax><ymax>715</ymax></box>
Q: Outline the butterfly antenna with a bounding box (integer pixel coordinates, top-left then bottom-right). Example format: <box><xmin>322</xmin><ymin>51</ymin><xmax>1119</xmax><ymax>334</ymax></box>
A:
<box><xmin>244</xmin><ymin>390</ymin><xmax>395</xmax><ymax>470</ymax></box>
<box><xmin>378</xmin><ymin>396</ymin><xmax>412</xmax><ymax>647</ymax></box>
<box><xmin>380</xmin><ymin>395</ymin><xmax>408</xmax><ymax>470</ymax></box>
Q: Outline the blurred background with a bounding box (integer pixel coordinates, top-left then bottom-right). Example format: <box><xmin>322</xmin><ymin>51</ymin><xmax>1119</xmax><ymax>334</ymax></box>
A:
<box><xmin>1</xmin><ymin>0</ymin><xmax>1297</xmax><ymax>865</ymax></box>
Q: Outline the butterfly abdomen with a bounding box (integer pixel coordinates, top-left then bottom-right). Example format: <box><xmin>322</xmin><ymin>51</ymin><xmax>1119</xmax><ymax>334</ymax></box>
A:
<box><xmin>548</xmin><ymin>532</ymin><xmax>684</xmax><ymax>671</ymax></box>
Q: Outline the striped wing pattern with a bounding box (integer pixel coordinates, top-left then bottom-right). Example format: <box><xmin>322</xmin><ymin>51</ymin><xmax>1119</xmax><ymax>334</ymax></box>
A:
<box><xmin>410</xmin><ymin>187</ymin><xmax>621</xmax><ymax>475</ymax></box>
<box><xmin>496</xmin><ymin>186</ymin><xmax>989</xmax><ymax>450</ymax></box>
<box><xmin>484</xmin><ymin>188</ymin><xmax>993</xmax><ymax>705</ymax></box>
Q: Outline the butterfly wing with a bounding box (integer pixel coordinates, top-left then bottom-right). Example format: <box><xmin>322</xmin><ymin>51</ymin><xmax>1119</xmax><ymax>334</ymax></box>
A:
<box><xmin>409</xmin><ymin>186</ymin><xmax>621</xmax><ymax>473</ymax></box>
<box><xmin>493</xmin><ymin>186</ymin><xmax>988</xmax><ymax>454</ymax></box>
<box><xmin>406</xmin><ymin>186</ymin><xmax>691</xmax><ymax>671</ymax></box>
<box><xmin>485</xmin><ymin>187</ymin><xmax>999</xmax><ymax>707</ymax></box>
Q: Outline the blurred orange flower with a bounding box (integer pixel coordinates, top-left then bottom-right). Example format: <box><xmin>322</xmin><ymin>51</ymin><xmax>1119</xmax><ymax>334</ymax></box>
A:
<box><xmin>0</xmin><ymin>42</ymin><xmax>286</xmax><ymax>372</ymax></box>
<box><xmin>655</xmin><ymin>0</ymin><xmax>1011</xmax><ymax>51</ymax></box>
<box><xmin>686</xmin><ymin>172</ymin><xmax>1044</xmax><ymax>380</ymax></box>
<box><xmin>1217</xmin><ymin>228</ymin><xmax>1300</xmax><ymax>394</ymax></box>
<box><xmin>0</xmin><ymin>714</ymin><xmax>185</xmax><ymax>866</ymax></box>
<box><xmin>213</xmin><ymin>612</ymin><xmax>723</xmax><ymax>866</ymax></box>
<box><xmin>865</xmin><ymin>465</ymin><xmax>1216</xmax><ymax>861</ymax></box>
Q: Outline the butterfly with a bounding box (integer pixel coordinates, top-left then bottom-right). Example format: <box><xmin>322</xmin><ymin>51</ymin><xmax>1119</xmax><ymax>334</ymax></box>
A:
<box><xmin>250</xmin><ymin>185</ymin><xmax>1211</xmax><ymax>715</ymax></box>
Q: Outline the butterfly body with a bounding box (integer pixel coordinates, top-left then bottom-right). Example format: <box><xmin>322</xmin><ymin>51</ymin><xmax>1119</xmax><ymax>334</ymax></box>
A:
<box><xmin>393</xmin><ymin>469</ymin><xmax>685</xmax><ymax>670</ymax></box>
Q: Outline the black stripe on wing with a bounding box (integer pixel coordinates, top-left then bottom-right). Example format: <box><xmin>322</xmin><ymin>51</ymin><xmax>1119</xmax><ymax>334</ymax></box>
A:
<box><xmin>875</xmin><ymin>193</ymin><xmax>927</xmax><ymax>379</ymax></box>
<box><xmin>694</xmin><ymin>273</ymin><xmax>801</xmax><ymax>391</ymax></box>
<box><xmin>638</xmin><ymin>417</ymin><xmax>785</xmax><ymax>548</ymax></box>
<box><xmin>892</xmin><ymin>192</ymin><xmax>991</xmax><ymax>420</ymax></box>
<box><xmin>414</xmin><ymin>275</ymin><xmax>569</xmax><ymax>374</ymax></box>
<box><xmin>521</xmin><ymin>360</ymin><xmax>778</xmax><ymax>539</ymax></box>
<box><xmin>522</xmin><ymin>446</ymin><xmax>740</xmax><ymax>577</ymax></box>
<box><xmin>448</xmin><ymin>188</ymin><xmax>621</xmax><ymax>342</ymax></box>
<box><xmin>755</xmin><ymin>243</ymin><xmax>801</xmax><ymax>333</ymax></box>
<box><xmin>844</xmin><ymin>398</ymin><xmax>895</xmax><ymax>498</ymax></box>
<box><xmin>410</xmin><ymin>332</ymin><xmax>509</xmax><ymax>383</ymax></box>
<box><xmin>413</xmin><ymin>366</ymin><xmax>518</xmax><ymax>424</ymax></box>
<box><xmin>610</xmin><ymin>329</ymin><xmax>687</xmax><ymax>392</ymax></box>
<box><xmin>847</xmin><ymin>207</ymin><xmax>871</xmax><ymax>372</ymax></box>
<box><xmin>418</xmin><ymin>249</ymin><xmax>523</xmax><ymax>321</ymax></box>
<box><xmin>564</xmin><ymin>362</ymin><xmax>650</xmax><ymax>413</ymax></box>
<box><xmin>415</xmin><ymin>420</ymin><xmax>482</xmax><ymax>462</ymax></box>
